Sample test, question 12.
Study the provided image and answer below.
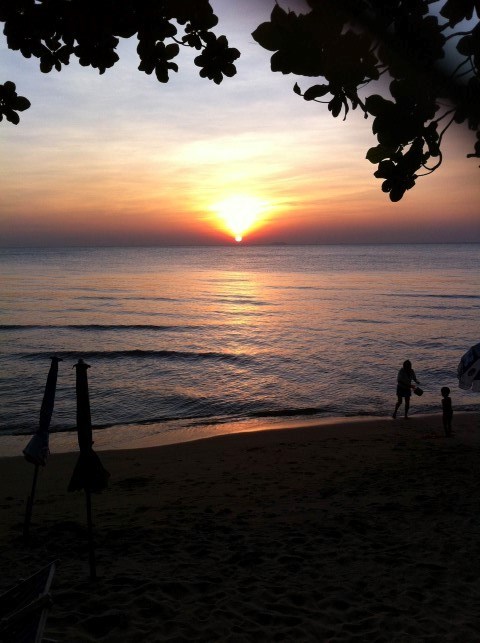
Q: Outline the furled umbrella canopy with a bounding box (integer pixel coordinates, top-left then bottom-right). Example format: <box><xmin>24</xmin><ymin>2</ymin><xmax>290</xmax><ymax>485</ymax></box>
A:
<box><xmin>23</xmin><ymin>356</ymin><xmax>62</xmax><ymax>466</ymax></box>
<box><xmin>458</xmin><ymin>343</ymin><xmax>480</xmax><ymax>392</ymax></box>
<box><xmin>68</xmin><ymin>359</ymin><xmax>110</xmax><ymax>493</ymax></box>
<box><xmin>68</xmin><ymin>358</ymin><xmax>109</xmax><ymax>580</ymax></box>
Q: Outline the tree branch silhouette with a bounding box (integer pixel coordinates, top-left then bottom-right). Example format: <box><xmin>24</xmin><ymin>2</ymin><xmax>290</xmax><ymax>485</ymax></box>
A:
<box><xmin>253</xmin><ymin>0</ymin><xmax>480</xmax><ymax>201</ymax></box>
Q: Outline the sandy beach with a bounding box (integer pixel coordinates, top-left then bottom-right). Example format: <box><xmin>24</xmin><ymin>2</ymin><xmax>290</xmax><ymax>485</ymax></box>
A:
<box><xmin>1</xmin><ymin>412</ymin><xmax>480</xmax><ymax>642</ymax></box>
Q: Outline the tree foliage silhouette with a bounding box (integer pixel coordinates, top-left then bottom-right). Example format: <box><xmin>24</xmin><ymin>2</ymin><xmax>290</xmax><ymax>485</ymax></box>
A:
<box><xmin>0</xmin><ymin>0</ymin><xmax>240</xmax><ymax>120</ymax></box>
<box><xmin>1</xmin><ymin>0</ymin><xmax>479</xmax><ymax>201</ymax></box>
<box><xmin>252</xmin><ymin>0</ymin><xmax>480</xmax><ymax>200</ymax></box>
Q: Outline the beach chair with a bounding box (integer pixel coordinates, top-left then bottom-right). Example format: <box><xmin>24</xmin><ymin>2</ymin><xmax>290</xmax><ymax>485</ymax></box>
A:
<box><xmin>0</xmin><ymin>561</ymin><xmax>56</xmax><ymax>643</ymax></box>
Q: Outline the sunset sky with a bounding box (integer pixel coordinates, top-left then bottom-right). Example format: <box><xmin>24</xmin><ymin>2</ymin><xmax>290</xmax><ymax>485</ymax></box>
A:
<box><xmin>1</xmin><ymin>0</ymin><xmax>479</xmax><ymax>246</ymax></box>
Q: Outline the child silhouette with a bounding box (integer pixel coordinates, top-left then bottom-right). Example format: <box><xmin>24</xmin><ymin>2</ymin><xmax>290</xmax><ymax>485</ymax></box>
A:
<box><xmin>441</xmin><ymin>386</ymin><xmax>453</xmax><ymax>437</ymax></box>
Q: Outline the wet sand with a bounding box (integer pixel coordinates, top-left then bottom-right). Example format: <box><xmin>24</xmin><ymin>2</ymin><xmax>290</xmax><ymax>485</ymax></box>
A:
<box><xmin>1</xmin><ymin>412</ymin><xmax>479</xmax><ymax>641</ymax></box>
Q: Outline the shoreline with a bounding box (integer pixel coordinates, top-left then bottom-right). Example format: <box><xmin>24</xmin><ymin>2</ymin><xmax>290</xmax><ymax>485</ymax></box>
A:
<box><xmin>2</xmin><ymin>411</ymin><xmax>478</xmax><ymax>459</ymax></box>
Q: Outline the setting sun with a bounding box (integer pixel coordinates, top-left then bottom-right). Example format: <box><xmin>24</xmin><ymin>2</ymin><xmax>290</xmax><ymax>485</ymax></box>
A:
<box><xmin>211</xmin><ymin>195</ymin><xmax>267</xmax><ymax>242</ymax></box>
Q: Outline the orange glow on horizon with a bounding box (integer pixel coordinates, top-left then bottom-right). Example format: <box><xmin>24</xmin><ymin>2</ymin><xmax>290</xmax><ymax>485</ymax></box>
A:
<box><xmin>210</xmin><ymin>194</ymin><xmax>269</xmax><ymax>242</ymax></box>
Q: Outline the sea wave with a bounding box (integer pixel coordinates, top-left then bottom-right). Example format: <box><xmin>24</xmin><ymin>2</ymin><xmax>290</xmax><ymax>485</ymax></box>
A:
<box><xmin>0</xmin><ymin>406</ymin><xmax>337</xmax><ymax>436</ymax></box>
<box><xmin>20</xmin><ymin>349</ymin><xmax>251</xmax><ymax>363</ymax></box>
<box><xmin>77</xmin><ymin>295</ymin><xmax>179</xmax><ymax>302</ymax></box>
<box><xmin>387</xmin><ymin>293</ymin><xmax>480</xmax><ymax>300</ymax></box>
<box><xmin>0</xmin><ymin>324</ymin><xmax>194</xmax><ymax>331</ymax></box>
<box><xmin>346</xmin><ymin>319</ymin><xmax>391</xmax><ymax>324</ymax></box>
<box><xmin>4</xmin><ymin>402</ymin><xmax>478</xmax><ymax>437</ymax></box>
<box><xmin>248</xmin><ymin>406</ymin><xmax>330</xmax><ymax>418</ymax></box>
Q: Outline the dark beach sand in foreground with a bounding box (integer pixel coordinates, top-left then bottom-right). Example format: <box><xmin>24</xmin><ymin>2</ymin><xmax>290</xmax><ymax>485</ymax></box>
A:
<box><xmin>1</xmin><ymin>412</ymin><xmax>480</xmax><ymax>642</ymax></box>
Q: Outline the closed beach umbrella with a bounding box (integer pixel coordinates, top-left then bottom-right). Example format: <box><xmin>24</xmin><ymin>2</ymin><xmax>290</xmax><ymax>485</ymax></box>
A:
<box><xmin>68</xmin><ymin>358</ymin><xmax>110</xmax><ymax>580</ymax></box>
<box><xmin>68</xmin><ymin>358</ymin><xmax>110</xmax><ymax>492</ymax></box>
<box><xmin>23</xmin><ymin>356</ymin><xmax>62</xmax><ymax>466</ymax></box>
<box><xmin>23</xmin><ymin>356</ymin><xmax>62</xmax><ymax>539</ymax></box>
<box><xmin>457</xmin><ymin>343</ymin><xmax>480</xmax><ymax>392</ymax></box>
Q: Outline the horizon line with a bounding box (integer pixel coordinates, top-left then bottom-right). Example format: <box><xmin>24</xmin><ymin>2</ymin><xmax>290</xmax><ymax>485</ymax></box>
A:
<box><xmin>1</xmin><ymin>241</ymin><xmax>480</xmax><ymax>249</ymax></box>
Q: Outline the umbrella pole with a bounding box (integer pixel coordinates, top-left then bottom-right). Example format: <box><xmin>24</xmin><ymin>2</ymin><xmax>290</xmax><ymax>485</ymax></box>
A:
<box><xmin>23</xmin><ymin>463</ymin><xmax>39</xmax><ymax>541</ymax></box>
<box><xmin>85</xmin><ymin>489</ymin><xmax>97</xmax><ymax>580</ymax></box>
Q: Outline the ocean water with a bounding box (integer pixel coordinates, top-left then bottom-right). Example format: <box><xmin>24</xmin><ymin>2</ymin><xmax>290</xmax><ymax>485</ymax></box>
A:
<box><xmin>1</xmin><ymin>244</ymin><xmax>479</xmax><ymax>444</ymax></box>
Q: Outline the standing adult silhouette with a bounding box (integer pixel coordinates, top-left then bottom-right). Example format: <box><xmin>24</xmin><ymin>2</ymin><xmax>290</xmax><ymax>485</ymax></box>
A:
<box><xmin>392</xmin><ymin>360</ymin><xmax>419</xmax><ymax>420</ymax></box>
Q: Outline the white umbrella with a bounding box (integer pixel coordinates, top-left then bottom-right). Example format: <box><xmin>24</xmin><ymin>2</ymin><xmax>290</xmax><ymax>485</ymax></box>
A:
<box><xmin>457</xmin><ymin>343</ymin><xmax>480</xmax><ymax>392</ymax></box>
